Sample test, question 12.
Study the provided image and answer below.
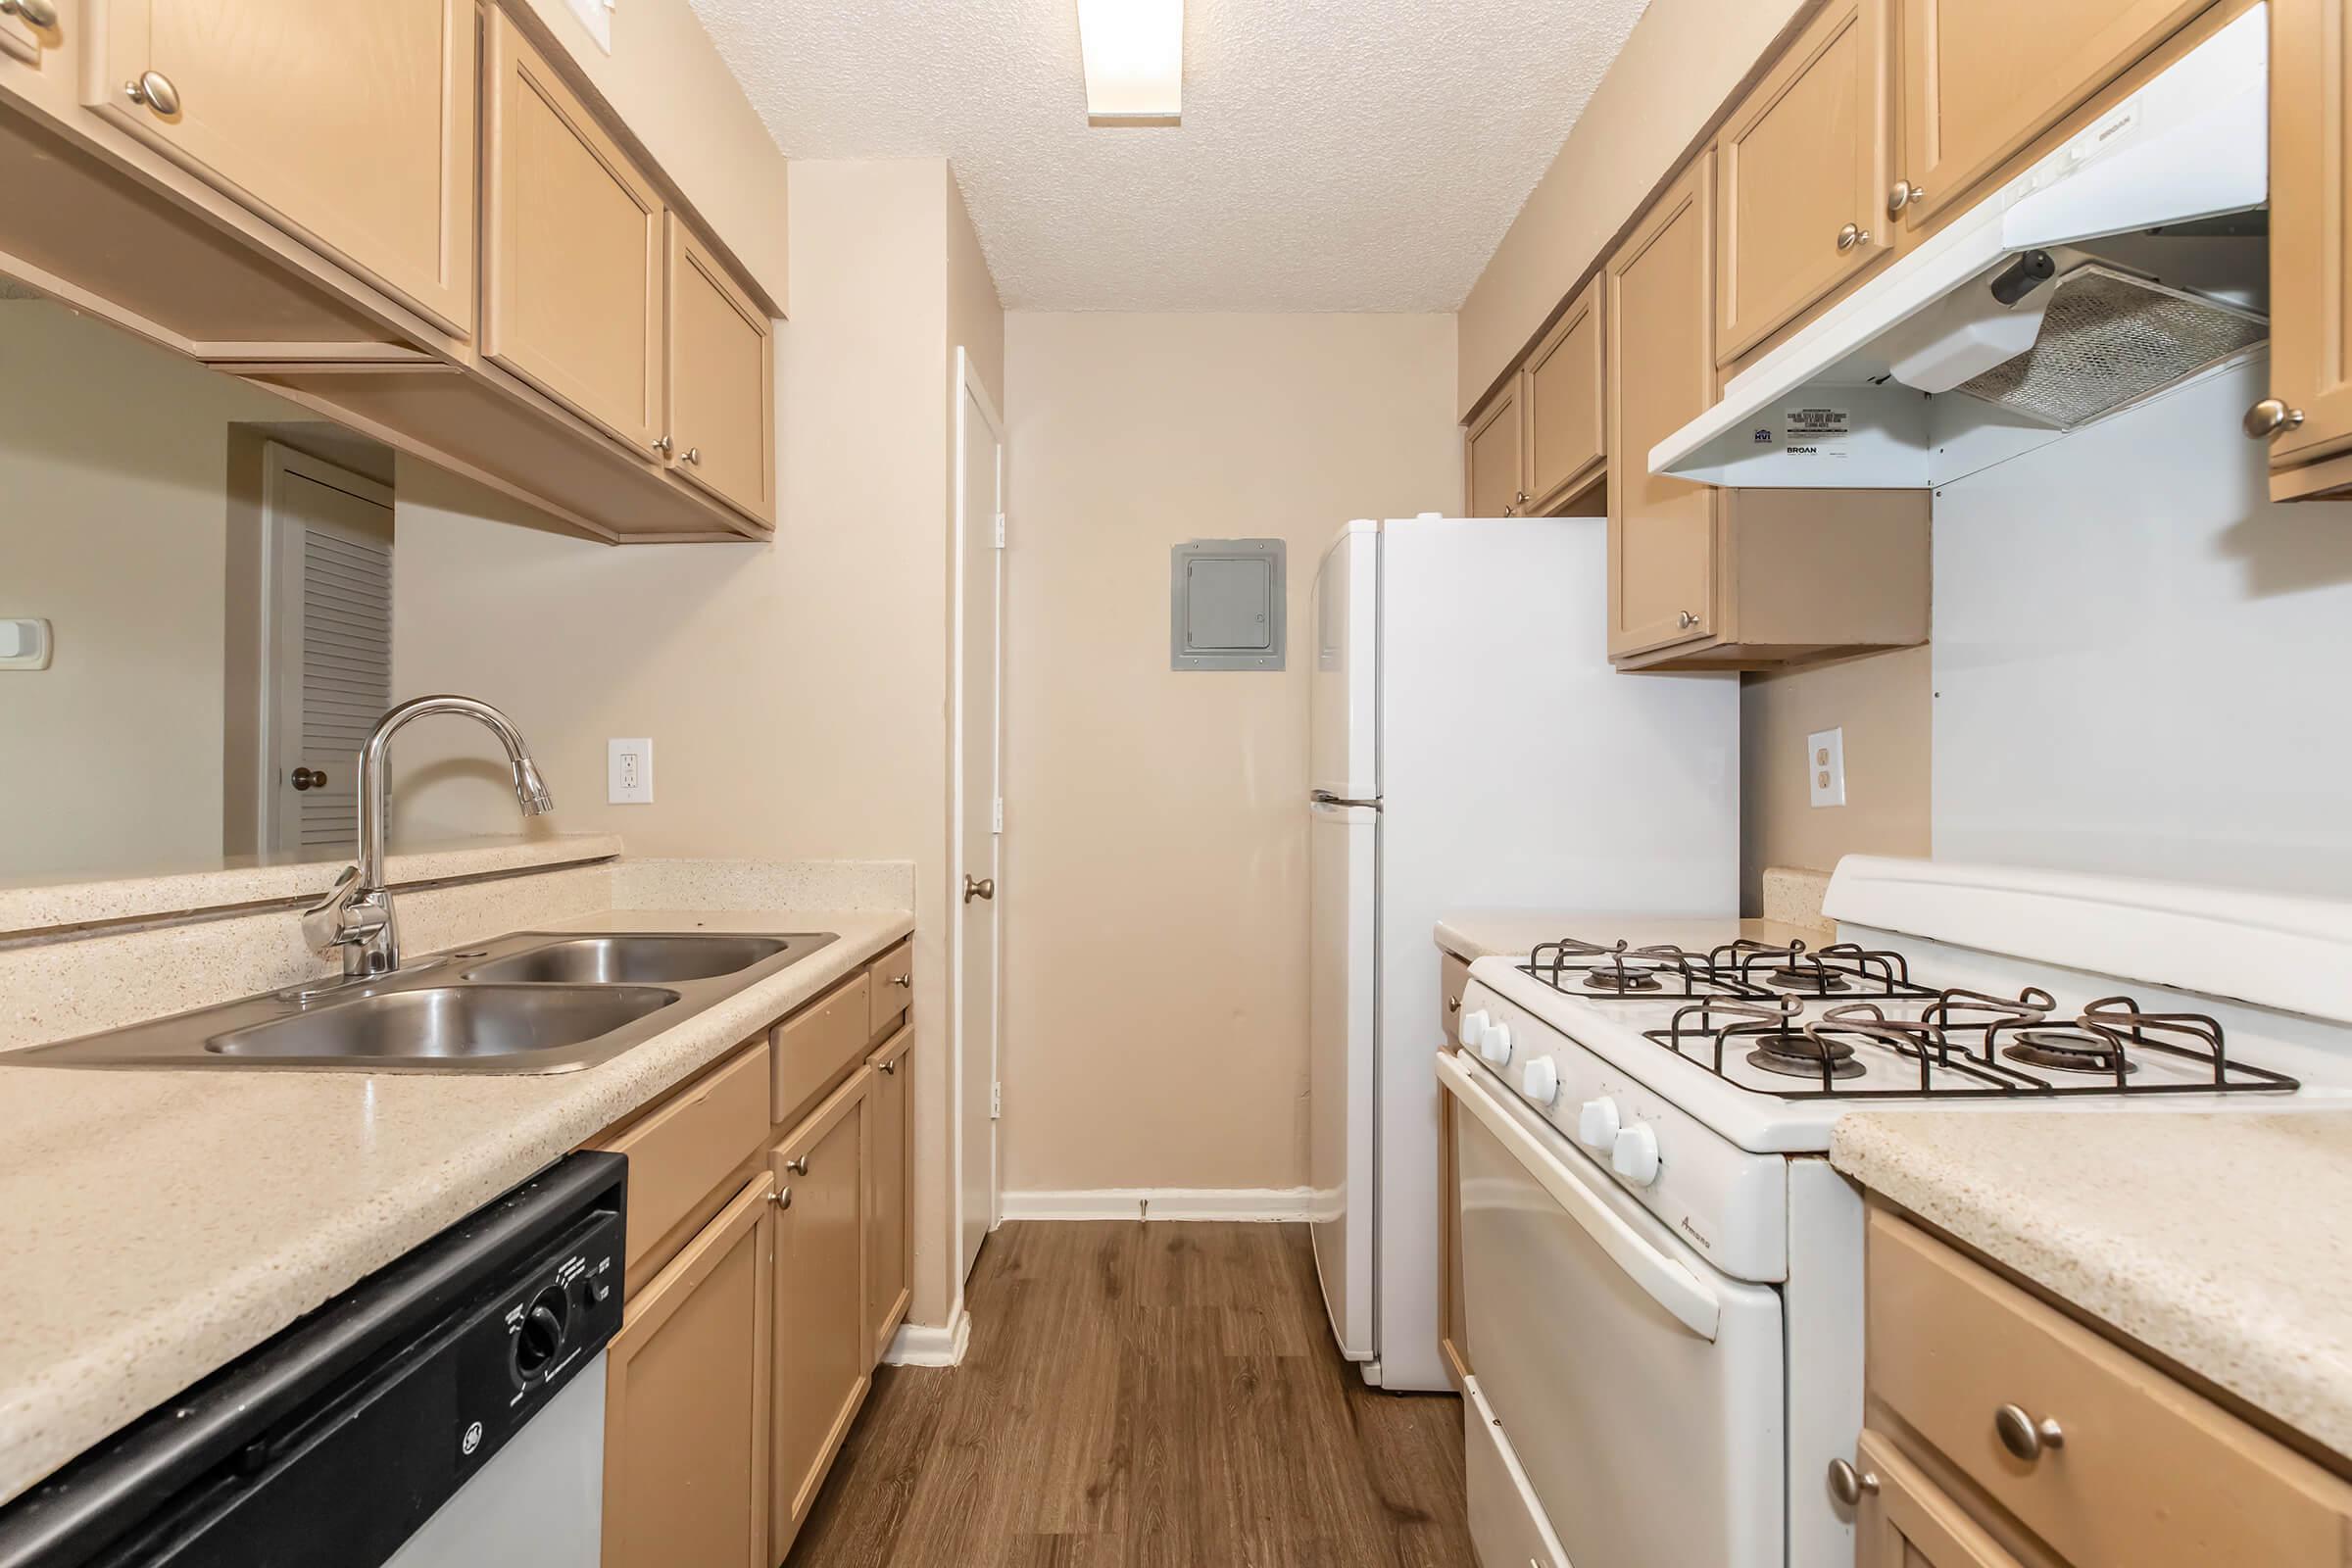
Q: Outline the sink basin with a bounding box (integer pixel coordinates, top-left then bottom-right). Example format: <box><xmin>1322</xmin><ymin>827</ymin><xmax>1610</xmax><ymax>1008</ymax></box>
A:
<box><xmin>459</xmin><ymin>935</ymin><xmax>795</xmax><ymax>986</ymax></box>
<box><xmin>206</xmin><ymin>985</ymin><xmax>679</xmax><ymax>1064</ymax></box>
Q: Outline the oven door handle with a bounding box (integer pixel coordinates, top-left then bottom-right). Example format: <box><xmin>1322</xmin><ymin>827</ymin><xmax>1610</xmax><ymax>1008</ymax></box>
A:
<box><xmin>1439</xmin><ymin>1051</ymin><xmax>1723</xmax><ymax>1342</ymax></box>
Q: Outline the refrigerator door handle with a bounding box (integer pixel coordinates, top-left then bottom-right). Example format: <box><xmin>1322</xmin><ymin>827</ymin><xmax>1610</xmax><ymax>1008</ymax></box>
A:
<box><xmin>1312</xmin><ymin>791</ymin><xmax>1381</xmax><ymax>808</ymax></box>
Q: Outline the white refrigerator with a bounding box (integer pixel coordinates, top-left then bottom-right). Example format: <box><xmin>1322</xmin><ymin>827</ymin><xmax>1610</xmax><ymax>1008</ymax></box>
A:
<box><xmin>1307</xmin><ymin>515</ymin><xmax>1740</xmax><ymax>1392</ymax></box>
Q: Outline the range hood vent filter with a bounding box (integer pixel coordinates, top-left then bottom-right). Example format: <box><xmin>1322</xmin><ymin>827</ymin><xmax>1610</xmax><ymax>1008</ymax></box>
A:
<box><xmin>1951</xmin><ymin>264</ymin><xmax>2267</xmax><ymax>430</ymax></box>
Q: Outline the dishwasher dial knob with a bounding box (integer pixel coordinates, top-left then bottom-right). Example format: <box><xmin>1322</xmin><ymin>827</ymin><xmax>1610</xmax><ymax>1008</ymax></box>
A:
<box><xmin>1576</xmin><ymin>1096</ymin><xmax>1621</xmax><ymax>1152</ymax></box>
<box><xmin>1520</xmin><ymin>1055</ymin><xmax>1559</xmax><ymax>1106</ymax></box>
<box><xmin>1478</xmin><ymin>1020</ymin><xmax>1513</xmax><ymax>1067</ymax></box>
<box><xmin>1611</xmin><ymin>1123</ymin><xmax>1662</xmax><ymax>1187</ymax></box>
<box><xmin>1457</xmin><ymin>1007</ymin><xmax>1491</xmax><ymax>1049</ymax></box>
<box><xmin>514</xmin><ymin>1287</ymin><xmax>568</xmax><ymax>1379</ymax></box>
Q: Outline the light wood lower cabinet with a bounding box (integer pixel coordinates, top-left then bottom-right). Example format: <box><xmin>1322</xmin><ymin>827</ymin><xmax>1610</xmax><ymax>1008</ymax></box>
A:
<box><xmin>87</xmin><ymin>0</ymin><xmax>476</xmax><ymax>337</ymax></box>
<box><xmin>1853</xmin><ymin>1431</ymin><xmax>2025</xmax><ymax>1568</ymax></box>
<box><xmin>1436</xmin><ymin>951</ymin><xmax>1472</xmax><ymax>1391</ymax></box>
<box><xmin>769</xmin><ymin>1067</ymin><xmax>871</xmax><ymax>1562</ymax></box>
<box><xmin>603</xmin><ymin>1172</ymin><xmax>775</xmax><ymax>1568</ymax></box>
<box><xmin>865</xmin><ymin>1027</ymin><xmax>913</xmax><ymax>1363</ymax></box>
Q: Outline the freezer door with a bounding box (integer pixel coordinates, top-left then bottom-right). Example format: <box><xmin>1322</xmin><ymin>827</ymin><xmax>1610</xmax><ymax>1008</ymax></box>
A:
<box><xmin>1310</xmin><ymin>521</ymin><xmax>1379</xmax><ymax>801</ymax></box>
<box><xmin>1307</xmin><ymin>796</ymin><xmax>1378</xmax><ymax>1362</ymax></box>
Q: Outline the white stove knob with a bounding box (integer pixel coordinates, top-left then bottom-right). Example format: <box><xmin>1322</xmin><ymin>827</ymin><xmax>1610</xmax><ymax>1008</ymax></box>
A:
<box><xmin>1457</xmin><ymin>1007</ymin><xmax>1491</xmax><ymax>1050</ymax></box>
<box><xmin>1520</xmin><ymin>1055</ymin><xmax>1559</xmax><ymax>1106</ymax></box>
<box><xmin>1611</xmin><ymin>1122</ymin><xmax>1662</xmax><ymax>1187</ymax></box>
<box><xmin>1478</xmin><ymin>1020</ymin><xmax>1513</xmax><ymax>1067</ymax></box>
<box><xmin>1576</xmin><ymin>1097</ymin><xmax>1621</xmax><ymax>1152</ymax></box>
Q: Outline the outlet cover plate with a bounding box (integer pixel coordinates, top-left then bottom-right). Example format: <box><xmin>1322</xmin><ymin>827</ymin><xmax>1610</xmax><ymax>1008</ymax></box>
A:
<box><xmin>609</xmin><ymin>738</ymin><xmax>653</xmax><ymax>805</ymax></box>
<box><xmin>1807</xmin><ymin>727</ymin><xmax>1846</xmax><ymax>808</ymax></box>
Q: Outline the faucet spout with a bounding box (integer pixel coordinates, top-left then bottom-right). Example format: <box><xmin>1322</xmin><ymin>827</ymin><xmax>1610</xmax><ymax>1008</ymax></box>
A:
<box><xmin>312</xmin><ymin>696</ymin><xmax>555</xmax><ymax>978</ymax></box>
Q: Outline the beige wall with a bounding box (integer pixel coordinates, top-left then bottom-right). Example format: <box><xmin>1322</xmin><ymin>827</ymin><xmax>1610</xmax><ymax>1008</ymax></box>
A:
<box><xmin>1456</xmin><ymin>0</ymin><xmax>1810</xmax><ymax>416</ymax></box>
<box><xmin>1739</xmin><ymin>647</ymin><xmax>1933</xmax><ymax>912</ymax></box>
<box><xmin>0</xmin><ymin>301</ymin><xmax>318</xmax><ymax>882</ymax></box>
<box><xmin>999</xmin><ymin>313</ymin><xmax>1459</xmax><ymax>1196</ymax></box>
<box><xmin>389</xmin><ymin>159</ymin><xmax>997</xmax><ymax>1332</ymax></box>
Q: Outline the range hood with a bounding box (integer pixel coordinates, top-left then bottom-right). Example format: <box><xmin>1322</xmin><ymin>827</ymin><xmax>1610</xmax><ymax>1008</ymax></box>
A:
<box><xmin>1652</xmin><ymin>4</ymin><xmax>2270</xmax><ymax>490</ymax></box>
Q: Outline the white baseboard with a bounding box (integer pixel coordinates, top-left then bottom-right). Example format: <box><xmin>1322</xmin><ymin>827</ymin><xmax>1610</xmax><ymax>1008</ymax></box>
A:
<box><xmin>882</xmin><ymin>1309</ymin><xmax>970</xmax><ymax>1367</ymax></box>
<box><xmin>999</xmin><ymin>1187</ymin><xmax>1314</xmax><ymax>1222</ymax></box>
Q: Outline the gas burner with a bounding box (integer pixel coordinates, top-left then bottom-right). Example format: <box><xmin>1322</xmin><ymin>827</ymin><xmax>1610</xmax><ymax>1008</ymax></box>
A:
<box><xmin>2002</xmin><ymin>1028</ymin><xmax>2138</xmax><ymax>1075</ymax></box>
<box><xmin>1763</xmin><ymin>965</ymin><xmax>1853</xmax><ymax>995</ymax></box>
<box><xmin>1744</xmin><ymin>1031</ymin><xmax>1866</xmax><ymax>1080</ymax></box>
<box><xmin>1522</xmin><ymin>938</ymin><xmax>1732</xmax><ymax>1000</ymax></box>
<box><xmin>1707</xmin><ymin>938</ymin><xmax>1937</xmax><ymax>1002</ymax></box>
<box><xmin>1584</xmin><ymin>964</ymin><xmax>1663</xmax><ymax>994</ymax></box>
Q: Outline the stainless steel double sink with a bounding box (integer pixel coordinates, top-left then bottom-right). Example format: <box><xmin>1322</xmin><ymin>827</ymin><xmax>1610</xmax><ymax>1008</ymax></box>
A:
<box><xmin>12</xmin><ymin>930</ymin><xmax>838</xmax><ymax>1075</ymax></box>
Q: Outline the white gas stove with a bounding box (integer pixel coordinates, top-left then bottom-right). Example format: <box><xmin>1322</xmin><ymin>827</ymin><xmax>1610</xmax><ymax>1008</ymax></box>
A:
<box><xmin>1445</xmin><ymin>857</ymin><xmax>2352</xmax><ymax>1568</ymax></box>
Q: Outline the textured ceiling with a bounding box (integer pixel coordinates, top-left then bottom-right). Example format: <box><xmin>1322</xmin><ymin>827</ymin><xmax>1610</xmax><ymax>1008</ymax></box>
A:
<box><xmin>686</xmin><ymin>0</ymin><xmax>1653</xmax><ymax>312</ymax></box>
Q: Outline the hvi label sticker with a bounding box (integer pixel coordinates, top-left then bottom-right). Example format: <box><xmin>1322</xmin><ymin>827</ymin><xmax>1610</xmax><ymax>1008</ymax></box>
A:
<box><xmin>1782</xmin><ymin>406</ymin><xmax>1850</xmax><ymax>458</ymax></box>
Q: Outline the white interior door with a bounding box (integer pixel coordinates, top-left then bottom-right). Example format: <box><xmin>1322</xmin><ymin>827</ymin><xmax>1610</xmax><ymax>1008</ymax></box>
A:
<box><xmin>260</xmin><ymin>444</ymin><xmax>394</xmax><ymax>857</ymax></box>
<box><xmin>952</xmin><ymin>349</ymin><xmax>1005</xmax><ymax>1289</ymax></box>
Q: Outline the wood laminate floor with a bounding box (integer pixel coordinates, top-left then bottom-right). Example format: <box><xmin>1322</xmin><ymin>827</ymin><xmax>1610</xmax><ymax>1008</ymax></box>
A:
<box><xmin>786</xmin><ymin>1221</ymin><xmax>1475</xmax><ymax>1568</ymax></box>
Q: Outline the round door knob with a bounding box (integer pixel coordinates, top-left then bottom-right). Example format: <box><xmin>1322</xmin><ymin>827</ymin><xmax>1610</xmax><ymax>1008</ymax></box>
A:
<box><xmin>125</xmin><ymin>70</ymin><xmax>180</xmax><ymax>116</ymax></box>
<box><xmin>1457</xmin><ymin>1007</ymin><xmax>1491</xmax><ymax>1050</ymax></box>
<box><xmin>1478</xmin><ymin>1021</ymin><xmax>1513</xmax><ymax>1068</ymax></box>
<box><xmin>2245</xmin><ymin>398</ymin><xmax>2307</xmax><ymax>440</ymax></box>
<box><xmin>962</xmin><ymin>874</ymin><xmax>995</xmax><ymax>904</ymax></box>
<box><xmin>1887</xmin><ymin>178</ymin><xmax>1925</xmax><ymax>216</ymax></box>
<box><xmin>1576</xmin><ymin>1096</ymin><xmax>1621</xmax><ymax>1152</ymax></box>
<box><xmin>3</xmin><ymin>0</ymin><xmax>59</xmax><ymax>29</ymax></box>
<box><xmin>1610</xmin><ymin>1122</ymin><xmax>1662</xmax><ymax>1186</ymax></box>
<box><xmin>1827</xmin><ymin>1458</ymin><xmax>1880</xmax><ymax>1507</ymax></box>
<box><xmin>1837</xmin><ymin>222</ymin><xmax>1870</xmax><ymax>251</ymax></box>
<box><xmin>1520</xmin><ymin>1055</ymin><xmax>1559</xmax><ymax>1106</ymax></box>
<box><xmin>290</xmin><ymin>767</ymin><xmax>328</xmax><ymax>792</ymax></box>
<box><xmin>1993</xmin><ymin>1403</ymin><xmax>2065</xmax><ymax>1462</ymax></box>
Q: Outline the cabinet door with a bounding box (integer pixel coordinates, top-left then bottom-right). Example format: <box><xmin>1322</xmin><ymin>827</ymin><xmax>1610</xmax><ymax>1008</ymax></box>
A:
<box><xmin>93</xmin><ymin>0</ymin><xmax>475</xmax><ymax>336</ymax></box>
<box><xmin>665</xmin><ymin>217</ymin><xmax>774</xmax><ymax>522</ymax></box>
<box><xmin>865</xmin><ymin>1028</ymin><xmax>912</xmax><ymax>1363</ymax></box>
<box><xmin>484</xmin><ymin>9</ymin><xmax>665</xmax><ymax>456</ymax></box>
<box><xmin>604</xmin><ymin>1173</ymin><xmax>774</xmax><ymax>1568</ymax></box>
<box><xmin>2266</xmin><ymin>0</ymin><xmax>2352</xmax><ymax>474</ymax></box>
<box><xmin>1524</xmin><ymin>280</ymin><xmax>1605</xmax><ymax>512</ymax></box>
<box><xmin>1717</xmin><ymin>0</ymin><xmax>1890</xmax><ymax>363</ymax></box>
<box><xmin>1853</xmin><ymin>1433</ymin><xmax>2025</xmax><ymax>1568</ymax></box>
<box><xmin>1465</xmin><ymin>378</ymin><xmax>1526</xmax><ymax>516</ymax></box>
<box><xmin>0</xmin><ymin>0</ymin><xmax>58</xmax><ymax>82</ymax></box>
<box><xmin>1896</xmin><ymin>0</ymin><xmax>2206</xmax><ymax>228</ymax></box>
<box><xmin>1606</xmin><ymin>155</ymin><xmax>1718</xmax><ymax>659</ymax></box>
<box><xmin>771</xmin><ymin>1070</ymin><xmax>870</xmax><ymax>1560</ymax></box>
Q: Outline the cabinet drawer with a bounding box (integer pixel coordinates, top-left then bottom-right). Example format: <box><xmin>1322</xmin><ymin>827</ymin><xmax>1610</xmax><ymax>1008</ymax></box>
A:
<box><xmin>594</xmin><ymin>1039</ymin><xmax>769</xmax><ymax>1277</ymax></box>
<box><xmin>1867</xmin><ymin>1208</ymin><xmax>2352</xmax><ymax>1564</ymax></box>
<box><xmin>773</xmin><ymin>972</ymin><xmax>872</xmax><ymax>1126</ymax></box>
<box><xmin>867</xmin><ymin>941</ymin><xmax>911</xmax><ymax>1038</ymax></box>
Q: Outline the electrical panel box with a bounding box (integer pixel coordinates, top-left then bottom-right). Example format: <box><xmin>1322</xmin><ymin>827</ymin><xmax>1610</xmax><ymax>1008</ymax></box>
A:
<box><xmin>1171</xmin><ymin>539</ymin><xmax>1284</xmax><ymax>671</ymax></box>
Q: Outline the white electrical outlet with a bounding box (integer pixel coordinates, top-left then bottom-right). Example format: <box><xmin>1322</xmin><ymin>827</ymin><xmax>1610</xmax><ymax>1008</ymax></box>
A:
<box><xmin>608</xmin><ymin>738</ymin><xmax>654</xmax><ymax>805</ymax></box>
<box><xmin>1807</xmin><ymin>727</ymin><xmax>1846</xmax><ymax>808</ymax></box>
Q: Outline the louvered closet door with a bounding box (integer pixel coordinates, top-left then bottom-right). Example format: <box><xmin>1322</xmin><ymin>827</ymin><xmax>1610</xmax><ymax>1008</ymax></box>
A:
<box><xmin>265</xmin><ymin>448</ymin><xmax>393</xmax><ymax>857</ymax></box>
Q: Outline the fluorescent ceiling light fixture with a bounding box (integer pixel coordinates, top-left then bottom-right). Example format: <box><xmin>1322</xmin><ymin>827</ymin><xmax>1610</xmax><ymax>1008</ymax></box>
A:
<box><xmin>1078</xmin><ymin>0</ymin><xmax>1183</xmax><ymax>125</ymax></box>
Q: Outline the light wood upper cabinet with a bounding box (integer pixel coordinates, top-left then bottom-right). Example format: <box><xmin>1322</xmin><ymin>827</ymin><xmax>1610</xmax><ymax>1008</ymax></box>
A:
<box><xmin>1716</xmin><ymin>0</ymin><xmax>1891</xmax><ymax>364</ymax></box>
<box><xmin>865</xmin><ymin>1028</ymin><xmax>912</xmax><ymax>1364</ymax></box>
<box><xmin>89</xmin><ymin>0</ymin><xmax>475</xmax><ymax>338</ymax></box>
<box><xmin>1895</xmin><ymin>0</ymin><xmax>2206</xmax><ymax>229</ymax></box>
<box><xmin>603</xmin><ymin>1172</ymin><xmax>774</xmax><ymax>1568</ymax></box>
<box><xmin>484</xmin><ymin>9</ymin><xmax>665</xmax><ymax>457</ymax></box>
<box><xmin>1606</xmin><ymin>155</ymin><xmax>1718</xmax><ymax>659</ymax></box>
<box><xmin>1465</xmin><ymin>378</ymin><xmax>1526</xmax><ymax>517</ymax></box>
<box><xmin>770</xmin><ymin>1069</ymin><xmax>870</xmax><ymax>1563</ymax></box>
<box><xmin>2262</xmin><ymin>0</ymin><xmax>2352</xmax><ymax>492</ymax></box>
<box><xmin>0</xmin><ymin>0</ymin><xmax>58</xmax><ymax>75</ymax></box>
<box><xmin>665</xmin><ymin>216</ymin><xmax>775</xmax><ymax>523</ymax></box>
<box><xmin>1524</xmin><ymin>279</ymin><xmax>1606</xmax><ymax>513</ymax></box>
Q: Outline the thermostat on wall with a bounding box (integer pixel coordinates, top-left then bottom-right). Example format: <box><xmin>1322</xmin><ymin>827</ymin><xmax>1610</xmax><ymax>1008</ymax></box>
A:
<box><xmin>0</xmin><ymin>618</ymin><xmax>51</xmax><ymax>670</ymax></box>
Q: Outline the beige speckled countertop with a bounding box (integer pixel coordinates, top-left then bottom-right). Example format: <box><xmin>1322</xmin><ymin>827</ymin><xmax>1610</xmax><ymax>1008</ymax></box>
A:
<box><xmin>1436</xmin><ymin>910</ymin><xmax>1821</xmax><ymax>962</ymax></box>
<box><xmin>1833</xmin><ymin>1111</ymin><xmax>2352</xmax><ymax>1464</ymax></box>
<box><xmin>0</xmin><ymin>903</ymin><xmax>911</xmax><ymax>1507</ymax></box>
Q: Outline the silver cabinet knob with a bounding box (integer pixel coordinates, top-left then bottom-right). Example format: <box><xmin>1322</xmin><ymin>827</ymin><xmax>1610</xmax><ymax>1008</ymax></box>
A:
<box><xmin>1827</xmin><ymin>1458</ymin><xmax>1880</xmax><ymax>1507</ymax></box>
<box><xmin>771</xmin><ymin>1186</ymin><xmax>792</xmax><ymax>1208</ymax></box>
<box><xmin>652</xmin><ymin>434</ymin><xmax>674</xmax><ymax>457</ymax></box>
<box><xmin>124</xmin><ymin>70</ymin><xmax>180</xmax><ymax>116</ymax></box>
<box><xmin>2245</xmin><ymin>398</ymin><xmax>2306</xmax><ymax>440</ymax></box>
<box><xmin>1677</xmin><ymin>610</ymin><xmax>1698</xmax><ymax>629</ymax></box>
<box><xmin>878</xmin><ymin>1057</ymin><xmax>898</xmax><ymax>1075</ymax></box>
<box><xmin>890</xmin><ymin>974</ymin><xmax>911</xmax><ymax>989</ymax></box>
<box><xmin>1887</xmin><ymin>178</ymin><xmax>1925</xmax><ymax>216</ymax></box>
<box><xmin>1446</xmin><ymin>995</ymin><xmax>1462</xmax><ymax>1013</ymax></box>
<box><xmin>683</xmin><ymin>446</ymin><xmax>702</xmax><ymax>466</ymax></box>
<box><xmin>2</xmin><ymin>0</ymin><xmax>60</xmax><ymax>30</ymax></box>
<box><xmin>785</xmin><ymin>1154</ymin><xmax>809</xmax><ymax>1175</ymax></box>
<box><xmin>963</xmin><ymin>874</ymin><xmax>995</xmax><ymax>904</ymax></box>
<box><xmin>1993</xmin><ymin>1403</ymin><xmax>2065</xmax><ymax>1462</ymax></box>
<box><xmin>1837</xmin><ymin>222</ymin><xmax>1869</xmax><ymax>252</ymax></box>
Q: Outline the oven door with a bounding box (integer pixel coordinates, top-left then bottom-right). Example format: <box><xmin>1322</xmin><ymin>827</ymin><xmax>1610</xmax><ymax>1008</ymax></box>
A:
<box><xmin>1440</xmin><ymin>1051</ymin><xmax>1786</xmax><ymax>1568</ymax></box>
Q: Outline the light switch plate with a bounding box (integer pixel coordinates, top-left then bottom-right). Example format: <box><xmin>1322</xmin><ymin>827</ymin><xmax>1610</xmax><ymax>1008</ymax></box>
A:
<box><xmin>0</xmin><ymin>617</ymin><xmax>51</xmax><ymax>670</ymax></box>
<box><xmin>1807</xmin><ymin>727</ymin><xmax>1846</xmax><ymax>808</ymax></box>
<box><xmin>608</xmin><ymin>738</ymin><xmax>653</xmax><ymax>805</ymax></box>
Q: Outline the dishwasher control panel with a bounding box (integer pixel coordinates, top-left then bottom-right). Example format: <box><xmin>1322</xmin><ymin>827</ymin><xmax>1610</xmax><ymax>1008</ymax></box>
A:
<box><xmin>452</xmin><ymin>1191</ymin><xmax>625</xmax><ymax>1483</ymax></box>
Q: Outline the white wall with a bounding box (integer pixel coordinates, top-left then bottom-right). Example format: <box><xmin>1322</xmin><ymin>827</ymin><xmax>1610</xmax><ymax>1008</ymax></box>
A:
<box><xmin>1933</xmin><ymin>355</ymin><xmax>2352</xmax><ymax>895</ymax></box>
